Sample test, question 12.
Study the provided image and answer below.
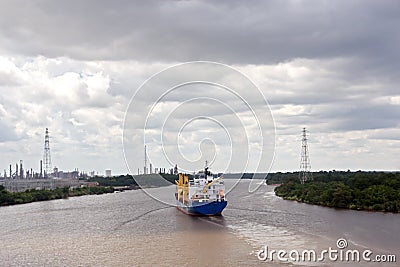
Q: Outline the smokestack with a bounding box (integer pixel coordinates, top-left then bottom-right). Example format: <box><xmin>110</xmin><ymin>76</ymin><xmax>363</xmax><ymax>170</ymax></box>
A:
<box><xmin>20</xmin><ymin>160</ymin><xmax>23</xmax><ymax>179</ymax></box>
<box><xmin>40</xmin><ymin>160</ymin><xmax>43</xmax><ymax>178</ymax></box>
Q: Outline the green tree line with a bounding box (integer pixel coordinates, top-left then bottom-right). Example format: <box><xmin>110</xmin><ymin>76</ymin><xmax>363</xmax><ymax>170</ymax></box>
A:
<box><xmin>88</xmin><ymin>175</ymin><xmax>138</xmax><ymax>187</ymax></box>
<box><xmin>273</xmin><ymin>171</ymin><xmax>400</xmax><ymax>213</ymax></box>
<box><xmin>87</xmin><ymin>174</ymin><xmax>181</xmax><ymax>187</ymax></box>
<box><xmin>0</xmin><ymin>185</ymin><xmax>114</xmax><ymax>206</ymax></box>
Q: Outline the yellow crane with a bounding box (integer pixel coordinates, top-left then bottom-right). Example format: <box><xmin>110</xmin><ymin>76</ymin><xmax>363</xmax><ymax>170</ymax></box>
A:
<box><xmin>176</xmin><ymin>173</ymin><xmax>189</xmax><ymax>202</ymax></box>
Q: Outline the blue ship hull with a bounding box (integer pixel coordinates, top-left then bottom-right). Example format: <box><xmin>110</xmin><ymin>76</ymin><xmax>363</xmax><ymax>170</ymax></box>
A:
<box><xmin>177</xmin><ymin>200</ymin><xmax>227</xmax><ymax>216</ymax></box>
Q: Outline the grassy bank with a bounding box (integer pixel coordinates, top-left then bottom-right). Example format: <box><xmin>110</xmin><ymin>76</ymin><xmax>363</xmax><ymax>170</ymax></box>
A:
<box><xmin>274</xmin><ymin>171</ymin><xmax>400</xmax><ymax>213</ymax></box>
<box><xmin>0</xmin><ymin>185</ymin><xmax>115</xmax><ymax>206</ymax></box>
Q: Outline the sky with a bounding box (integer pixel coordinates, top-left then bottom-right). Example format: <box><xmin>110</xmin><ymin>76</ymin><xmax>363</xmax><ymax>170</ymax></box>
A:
<box><xmin>0</xmin><ymin>0</ymin><xmax>399</xmax><ymax>175</ymax></box>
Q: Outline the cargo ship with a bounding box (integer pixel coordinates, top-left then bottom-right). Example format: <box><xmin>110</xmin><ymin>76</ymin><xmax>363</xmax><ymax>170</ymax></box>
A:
<box><xmin>175</xmin><ymin>163</ymin><xmax>227</xmax><ymax>216</ymax></box>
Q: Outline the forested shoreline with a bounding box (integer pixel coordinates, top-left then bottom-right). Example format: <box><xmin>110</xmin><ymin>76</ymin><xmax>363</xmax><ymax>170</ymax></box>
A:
<box><xmin>0</xmin><ymin>185</ymin><xmax>115</xmax><ymax>206</ymax></box>
<box><xmin>4</xmin><ymin>171</ymin><xmax>400</xmax><ymax>212</ymax></box>
<box><xmin>272</xmin><ymin>171</ymin><xmax>400</xmax><ymax>213</ymax></box>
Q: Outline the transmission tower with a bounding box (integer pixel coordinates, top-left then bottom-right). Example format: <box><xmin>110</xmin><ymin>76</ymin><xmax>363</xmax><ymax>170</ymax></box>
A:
<box><xmin>43</xmin><ymin>128</ymin><xmax>52</xmax><ymax>178</ymax></box>
<box><xmin>299</xmin><ymin>127</ymin><xmax>312</xmax><ymax>184</ymax></box>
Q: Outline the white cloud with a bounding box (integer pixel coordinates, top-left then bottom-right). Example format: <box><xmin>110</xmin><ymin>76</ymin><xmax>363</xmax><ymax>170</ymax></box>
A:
<box><xmin>0</xmin><ymin>0</ymin><xmax>399</xmax><ymax>173</ymax></box>
<box><xmin>1</xmin><ymin>54</ymin><xmax>399</xmax><ymax>173</ymax></box>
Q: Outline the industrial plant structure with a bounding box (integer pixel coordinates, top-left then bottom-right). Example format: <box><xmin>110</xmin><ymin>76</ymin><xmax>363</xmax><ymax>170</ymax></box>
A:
<box><xmin>0</xmin><ymin>128</ymin><xmax>87</xmax><ymax>192</ymax></box>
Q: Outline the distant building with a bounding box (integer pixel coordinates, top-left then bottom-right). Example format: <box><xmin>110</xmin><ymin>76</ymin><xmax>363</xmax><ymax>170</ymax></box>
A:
<box><xmin>105</xmin><ymin>169</ymin><xmax>112</xmax><ymax>177</ymax></box>
<box><xmin>55</xmin><ymin>170</ymin><xmax>79</xmax><ymax>179</ymax></box>
<box><xmin>89</xmin><ymin>171</ymin><xmax>95</xmax><ymax>177</ymax></box>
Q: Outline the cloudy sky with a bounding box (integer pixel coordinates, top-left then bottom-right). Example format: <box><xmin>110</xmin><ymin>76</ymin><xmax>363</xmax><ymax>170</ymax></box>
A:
<box><xmin>0</xmin><ymin>0</ymin><xmax>399</xmax><ymax>175</ymax></box>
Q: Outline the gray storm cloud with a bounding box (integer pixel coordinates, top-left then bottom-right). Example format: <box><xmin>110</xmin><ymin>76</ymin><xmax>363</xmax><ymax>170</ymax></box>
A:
<box><xmin>0</xmin><ymin>0</ymin><xmax>399</xmax><ymax>173</ymax></box>
<box><xmin>0</xmin><ymin>1</ymin><xmax>398</xmax><ymax>65</ymax></box>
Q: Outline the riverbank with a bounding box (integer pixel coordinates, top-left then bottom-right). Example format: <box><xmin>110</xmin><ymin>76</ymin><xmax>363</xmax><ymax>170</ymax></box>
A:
<box><xmin>0</xmin><ymin>185</ymin><xmax>115</xmax><ymax>206</ymax></box>
<box><xmin>274</xmin><ymin>171</ymin><xmax>400</xmax><ymax>213</ymax></box>
<box><xmin>1</xmin><ymin>180</ymin><xmax>399</xmax><ymax>266</ymax></box>
<box><xmin>0</xmin><ymin>173</ymin><xmax>176</xmax><ymax>207</ymax></box>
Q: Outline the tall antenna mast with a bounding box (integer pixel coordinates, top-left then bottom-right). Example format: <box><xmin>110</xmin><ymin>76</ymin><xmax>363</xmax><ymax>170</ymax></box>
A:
<box><xmin>144</xmin><ymin>145</ymin><xmax>147</xmax><ymax>175</ymax></box>
<box><xmin>299</xmin><ymin>127</ymin><xmax>312</xmax><ymax>184</ymax></box>
<box><xmin>43</xmin><ymin>128</ymin><xmax>52</xmax><ymax>178</ymax></box>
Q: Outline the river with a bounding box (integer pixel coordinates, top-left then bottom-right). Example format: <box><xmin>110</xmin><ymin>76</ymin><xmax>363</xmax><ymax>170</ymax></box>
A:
<box><xmin>0</xmin><ymin>181</ymin><xmax>398</xmax><ymax>266</ymax></box>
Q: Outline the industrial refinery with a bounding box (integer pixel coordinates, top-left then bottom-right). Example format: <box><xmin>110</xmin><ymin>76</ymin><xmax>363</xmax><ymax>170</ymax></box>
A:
<box><xmin>0</xmin><ymin>128</ymin><xmax>89</xmax><ymax>192</ymax></box>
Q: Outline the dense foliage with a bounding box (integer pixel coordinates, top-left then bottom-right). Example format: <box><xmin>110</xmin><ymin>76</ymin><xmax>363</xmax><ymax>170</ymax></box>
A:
<box><xmin>266</xmin><ymin>172</ymin><xmax>300</xmax><ymax>184</ymax></box>
<box><xmin>88</xmin><ymin>174</ymin><xmax>182</xmax><ymax>187</ymax></box>
<box><xmin>0</xmin><ymin>185</ymin><xmax>114</xmax><ymax>206</ymax></box>
<box><xmin>88</xmin><ymin>175</ymin><xmax>138</xmax><ymax>187</ymax></box>
<box><xmin>274</xmin><ymin>171</ymin><xmax>400</xmax><ymax>213</ymax></box>
<box><xmin>160</xmin><ymin>173</ymin><xmax>180</xmax><ymax>184</ymax></box>
<box><xmin>88</xmin><ymin>174</ymin><xmax>183</xmax><ymax>188</ymax></box>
